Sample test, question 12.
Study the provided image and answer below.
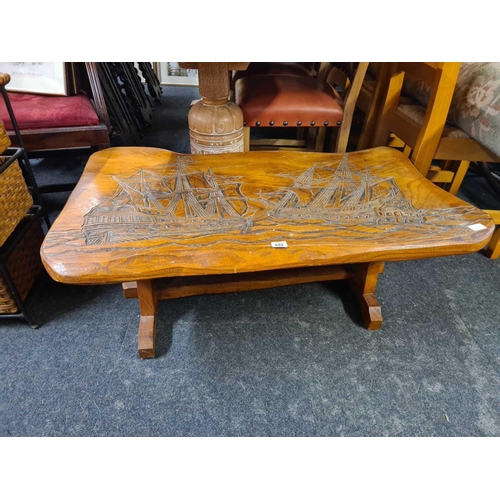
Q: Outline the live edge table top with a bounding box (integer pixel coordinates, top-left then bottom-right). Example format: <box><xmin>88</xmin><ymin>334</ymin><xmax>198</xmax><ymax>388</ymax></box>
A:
<box><xmin>41</xmin><ymin>146</ymin><xmax>494</xmax><ymax>285</ymax></box>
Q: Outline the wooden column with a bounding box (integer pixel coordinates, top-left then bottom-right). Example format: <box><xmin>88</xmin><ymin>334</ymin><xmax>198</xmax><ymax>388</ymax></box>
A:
<box><xmin>180</xmin><ymin>63</ymin><xmax>249</xmax><ymax>155</ymax></box>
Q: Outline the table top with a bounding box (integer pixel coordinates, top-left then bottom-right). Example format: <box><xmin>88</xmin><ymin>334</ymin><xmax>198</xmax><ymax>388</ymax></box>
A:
<box><xmin>41</xmin><ymin>146</ymin><xmax>494</xmax><ymax>285</ymax></box>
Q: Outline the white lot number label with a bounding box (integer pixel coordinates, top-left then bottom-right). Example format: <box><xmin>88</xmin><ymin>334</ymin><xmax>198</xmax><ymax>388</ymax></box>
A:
<box><xmin>271</xmin><ymin>241</ymin><xmax>288</xmax><ymax>248</ymax></box>
<box><xmin>468</xmin><ymin>223</ymin><xmax>487</xmax><ymax>231</ymax></box>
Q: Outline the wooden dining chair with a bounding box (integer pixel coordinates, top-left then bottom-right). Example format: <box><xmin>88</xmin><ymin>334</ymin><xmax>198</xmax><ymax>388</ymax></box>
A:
<box><xmin>355</xmin><ymin>63</ymin><xmax>398</xmax><ymax>151</ymax></box>
<box><xmin>369</xmin><ymin>62</ymin><xmax>500</xmax><ymax>259</ymax></box>
<box><xmin>232</xmin><ymin>62</ymin><xmax>316</xmax><ymax>83</ymax></box>
<box><xmin>0</xmin><ymin>63</ymin><xmax>110</xmax><ymax>155</ymax></box>
<box><xmin>371</xmin><ymin>63</ymin><xmax>500</xmax><ymax>189</ymax></box>
<box><xmin>234</xmin><ymin>62</ymin><xmax>369</xmax><ymax>153</ymax></box>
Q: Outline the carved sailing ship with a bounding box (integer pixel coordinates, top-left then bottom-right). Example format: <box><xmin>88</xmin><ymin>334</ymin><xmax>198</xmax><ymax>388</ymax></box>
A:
<box><xmin>267</xmin><ymin>155</ymin><xmax>426</xmax><ymax>226</ymax></box>
<box><xmin>82</xmin><ymin>157</ymin><xmax>251</xmax><ymax>244</ymax></box>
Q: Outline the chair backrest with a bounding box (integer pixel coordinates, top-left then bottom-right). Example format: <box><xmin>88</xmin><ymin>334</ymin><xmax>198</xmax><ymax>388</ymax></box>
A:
<box><xmin>326</xmin><ymin>62</ymin><xmax>369</xmax><ymax>153</ymax></box>
<box><xmin>306</xmin><ymin>62</ymin><xmax>369</xmax><ymax>153</ymax></box>
<box><xmin>84</xmin><ymin>62</ymin><xmax>111</xmax><ymax>131</ymax></box>
<box><xmin>372</xmin><ymin>62</ymin><xmax>461</xmax><ymax>174</ymax></box>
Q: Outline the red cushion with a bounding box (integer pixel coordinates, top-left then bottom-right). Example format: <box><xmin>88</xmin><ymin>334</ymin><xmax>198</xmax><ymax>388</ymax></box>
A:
<box><xmin>235</xmin><ymin>74</ymin><xmax>344</xmax><ymax>127</ymax></box>
<box><xmin>0</xmin><ymin>92</ymin><xmax>100</xmax><ymax>130</ymax></box>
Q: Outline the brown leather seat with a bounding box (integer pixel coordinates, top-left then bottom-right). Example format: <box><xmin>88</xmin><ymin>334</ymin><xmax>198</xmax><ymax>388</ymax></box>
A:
<box><xmin>234</xmin><ymin>63</ymin><xmax>368</xmax><ymax>153</ymax></box>
<box><xmin>235</xmin><ymin>74</ymin><xmax>344</xmax><ymax>128</ymax></box>
<box><xmin>232</xmin><ymin>62</ymin><xmax>314</xmax><ymax>82</ymax></box>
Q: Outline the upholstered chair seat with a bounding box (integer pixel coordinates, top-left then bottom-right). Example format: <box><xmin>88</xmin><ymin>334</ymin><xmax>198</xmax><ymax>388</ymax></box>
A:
<box><xmin>0</xmin><ymin>92</ymin><xmax>101</xmax><ymax>130</ymax></box>
<box><xmin>232</xmin><ymin>62</ymin><xmax>314</xmax><ymax>83</ymax></box>
<box><xmin>236</xmin><ymin>74</ymin><xmax>344</xmax><ymax>128</ymax></box>
<box><xmin>234</xmin><ymin>63</ymin><xmax>368</xmax><ymax>153</ymax></box>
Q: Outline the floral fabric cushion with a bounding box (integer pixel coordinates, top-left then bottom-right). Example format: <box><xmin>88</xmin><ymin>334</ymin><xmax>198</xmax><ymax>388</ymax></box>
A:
<box><xmin>402</xmin><ymin>62</ymin><xmax>500</xmax><ymax>157</ymax></box>
<box><xmin>449</xmin><ymin>63</ymin><xmax>500</xmax><ymax>157</ymax></box>
<box><xmin>398</xmin><ymin>105</ymin><xmax>470</xmax><ymax>138</ymax></box>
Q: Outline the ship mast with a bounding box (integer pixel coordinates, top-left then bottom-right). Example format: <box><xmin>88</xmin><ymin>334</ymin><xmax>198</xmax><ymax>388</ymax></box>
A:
<box><xmin>306</xmin><ymin>155</ymin><xmax>357</xmax><ymax>210</ymax></box>
<box><xmin>112</xmin><ymin>170</ymin><xmax>164</xmax><ymax>210</ymax></box>
<box><xmin>342</xmin><ymin>168</ymin><xmax>398</xmax><ymax>209</ymax></box>
<box><xmin>165</xmin><ymin>157</ymin><xmax>209</xmax><ymax>218</ymax></box>
<box><xmin>271</xmin><ymin>165</ymin><xmax>316</xmax><ymax>214</ymax></box>
<box><xmin>203</xmin><ymin>169</ymin><xmax>242</xmax><ymax>218</ymax></box>
<box><xmin>342</xmin><ymin>167</ymin><xmax>373</xmax><ymax>209</ymax></box>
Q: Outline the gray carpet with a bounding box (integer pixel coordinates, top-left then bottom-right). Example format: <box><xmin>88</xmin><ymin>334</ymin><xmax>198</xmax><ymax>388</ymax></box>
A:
<box><xmin>1</xmin><ymin>85</ymin><xmax>499</xmax><ymax>437</ymax></box>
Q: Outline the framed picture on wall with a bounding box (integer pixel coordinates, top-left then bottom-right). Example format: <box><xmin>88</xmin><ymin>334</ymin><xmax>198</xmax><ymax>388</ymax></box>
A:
<box><xmin>154</xmin><ymin>62</ymin><xmax>198</xmax><ymax>86</ymax></box>
<box><xmin>0</xmin><ymin>62</ymin><xmax>69</xmax><ymax>96</ymax></box>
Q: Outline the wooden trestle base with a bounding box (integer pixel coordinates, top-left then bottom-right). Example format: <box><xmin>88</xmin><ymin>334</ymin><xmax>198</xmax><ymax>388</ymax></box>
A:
<box><xmin>123</xmin><ymin>262</ymin><xmax>384</xmax><ymax>358</ymax></box>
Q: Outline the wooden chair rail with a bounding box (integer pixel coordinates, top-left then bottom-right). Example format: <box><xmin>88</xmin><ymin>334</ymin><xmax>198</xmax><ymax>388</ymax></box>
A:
<box><xmin>6</xmin><ymin>124</ymin><xmax>110</xmax><ymax>153</ymax></box>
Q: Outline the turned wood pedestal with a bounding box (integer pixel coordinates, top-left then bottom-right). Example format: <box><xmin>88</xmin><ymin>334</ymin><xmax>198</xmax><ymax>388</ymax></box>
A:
<box><xmin>41</xmin><ymin>147</ymin><xmax>494</xmax><ymax>358</ymax></box>
<box><xmin>179</xmin><ymin>62</ymin><xmax>249</xmax><ymax>155</ymax></box>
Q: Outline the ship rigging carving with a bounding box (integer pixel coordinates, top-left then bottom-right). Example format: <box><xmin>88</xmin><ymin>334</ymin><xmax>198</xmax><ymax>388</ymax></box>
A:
<box><xmin>82</xmin><ymin>156</ymin><xmax>251</xmax><ymax>244</ymax></box>
<box><xmin>82</xmin><ymin>154</ymin><xmax>476</xmax><ymax>245</ymax></box>
<box><xmin>263</xmin><ymin>154</ymin><xmax>426</xmax><ymax>226</ymax></box>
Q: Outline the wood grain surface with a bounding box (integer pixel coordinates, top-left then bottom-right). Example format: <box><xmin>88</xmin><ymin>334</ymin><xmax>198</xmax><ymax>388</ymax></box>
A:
<box><xmin>41</xmin><ymin>146</ymin><xmax>494</xmax><ymax>285</ymax></box>
<box><xmin>0</xmin><ymin>121</ymin><xmax>11</xmax><ymax>154</ymax></box>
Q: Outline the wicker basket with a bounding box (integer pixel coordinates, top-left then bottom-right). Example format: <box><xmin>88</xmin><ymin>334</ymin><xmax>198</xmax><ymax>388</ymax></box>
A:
<box><xmin>0</xmin><ymin>217</ymin><xmax>44</xmax><ymax>314</ymax></box>
<box><xmin>0</xmin><ymin>121</ymin><xmax>11</xmax><ymax>154</ymax></box>
<box><xmin>0</xmin><ymin>157</ymin><xmax>33</xmax><ymax>247</ymax></box>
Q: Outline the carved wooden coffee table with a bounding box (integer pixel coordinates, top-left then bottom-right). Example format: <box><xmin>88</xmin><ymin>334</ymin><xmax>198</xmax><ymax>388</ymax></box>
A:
<box><xmin>40</xmin><ymin>147</ymin><xmax>494</xmax><ymax>358</ymax></box>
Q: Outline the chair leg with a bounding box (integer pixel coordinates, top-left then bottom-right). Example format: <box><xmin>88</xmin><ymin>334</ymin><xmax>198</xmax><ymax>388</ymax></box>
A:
<box><xmin>315</xmin><ymin>128</ymin><xmax>326</xmax><ymax>152</ymax></box>
<box><xmin>372</xmin><ymin>69</ymin><xmax>404</xmax><ymax>147</ymax></box>
<box><xmin>357</xmin><ymin>62</ymin><xmax>393</xmax><ymax>150</ymax></box>
<box><xmin>335</xmin><ymin>126</ymin><xmax>349</xmax><ymax>154</ymax></box>
<box><xmin>484</xmin><ymin>210</ymin><xmax>500</xmax><ymax>260</ymax></box>
<box><xmin>448</xmin><ymin>160</ymin><xmax>470</xmax><ymax>196</ymax></box>
<box><xmin>485</xmin><ymin>226</ymin><xmax>500</xmax><ymax>260</ymax></box>
<box><xmin>243</xmin><ymin>127</ymin><xmax>250</xmax><ymax>152</ymax></box>
<box><xmin>305</xmin><ymin>128</ymin><xmax>318</xmax><ymax>150</ymax></box>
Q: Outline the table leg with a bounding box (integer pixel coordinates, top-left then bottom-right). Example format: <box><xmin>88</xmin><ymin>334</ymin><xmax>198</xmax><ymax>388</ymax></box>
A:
<box><xmin>188</xmin><ymin>62</ymin><xmax>245</xmax><ymax>154</ymax></box>
<box><xmin>137</xmin><ymin>279</ymin><xmax>158</xmax><ymax>358</ymax></box>
<box><xmin>348</xmin><ymin>262</ymin><xmax>385</xmax><ymax>330</ymax></box>
<box><xmin>485</xmin><ymin>226</ymin><xmax>500</xmax><ymax>259</ymax></box>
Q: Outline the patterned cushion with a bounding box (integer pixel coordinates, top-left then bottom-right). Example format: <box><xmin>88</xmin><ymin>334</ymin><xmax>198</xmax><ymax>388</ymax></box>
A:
<box><xmin>402</xmin><ymin>63</ymin><xmax>500</xmax><ymax>156</ymax></box>
<box><xmin>398</xmin><ymin>104</ymin><xmax>470</xmax><ymax>139</ymax></box>
<box><xmin>449</xmin><ymin>63</ymin><xmax>500</xmax><ymax>157</ymax></box>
